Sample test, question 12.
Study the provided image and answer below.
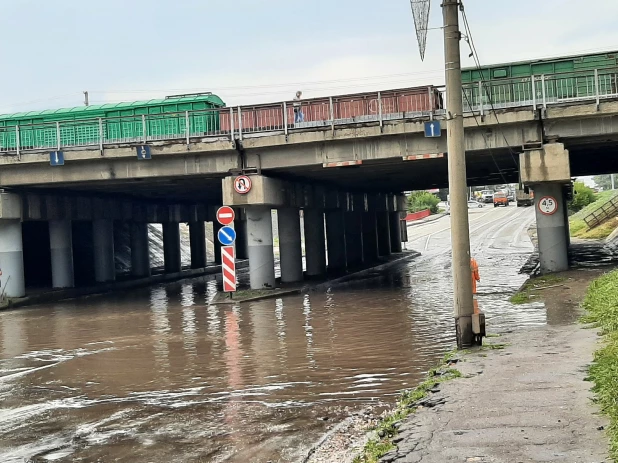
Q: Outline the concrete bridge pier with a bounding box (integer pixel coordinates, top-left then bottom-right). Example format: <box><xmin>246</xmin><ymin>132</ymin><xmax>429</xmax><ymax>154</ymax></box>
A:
<box><xmin>246</xmin><ymin>207</ymin><xmax>276</xmax><ymax>289</ymax></box>
<box><xmin>213</xmin><ymin>221</ymin><xmax>223</xmax><ymax>265</ymax></box>
<box><xmin>389</xmin><ymin>212</ymin><xmax>403</xmax><ymax>253</ymax></box>
<box><xmin>189</xmin><ymin>221</ymin><xmax>207</xmax><ymax>269</ymax></box>
<box><xmin>49</xmin><ymin>220</ymin><xmax>75</xmax><ymax>288</ymax></box>
<box><xmin>234</xmin><ymin>212</ymin><xmax>248</xmax><ymax>260</ymax></box>
<box><xmin>163</xmin><ymin>222</ymin><xmax>182</xmax><ymax>274</ymax></box>
<box><xmin>303</xmin><ymin>208</ymin><xmax>327</xmax><ymax>278</ymax></box>
<box><xmin>345</xmin><ymin>210</ymin><xmax>364</xmax><ymax>268</ymax></box>
<box><xmin>0</xmin><ymin>197</ymin><xmax>26</xmax><ymax>297</ymax></box>
<box><xmin>325</xmin><ymin>209</ymin><xmax>347</xmax><ymax>274</ymax></box>
<box><xmin>362</xmin><ymin>211</ymin><xmax>379</xmax><ymax>263</ymax></box>
<box><xmin>278</xmin><ymin>208</ymin><xmax>303</xmax><ymax>283</ymax></box>
<box><xmin>131</xmin><ymin>222</ymin><xmax>151</xmax><ymax>278</ymax></box>
<box><xmin>93</xmin><ymin>219</ymin><xmax>115</xmax><ymax>283</ymax></box>
<box><xmin>520</xmin><ymin>143</ymin><xmax>571</xmax><ymax>274</ymax></box>
<box><xmin>377</xmin><ymin>212</ymin><xmax>392</xmax><ymax>257</ymax></box>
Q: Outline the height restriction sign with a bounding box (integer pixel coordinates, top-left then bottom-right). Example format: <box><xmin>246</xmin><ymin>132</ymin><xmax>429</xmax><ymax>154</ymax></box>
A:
<box><xmin>538</xmin><ymin>196</ymin><xmax>558</xmax><ymax>215</ymax></box>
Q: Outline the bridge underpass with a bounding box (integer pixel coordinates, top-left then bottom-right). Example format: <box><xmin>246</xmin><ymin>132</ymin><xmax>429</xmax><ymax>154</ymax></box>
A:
<box><xmin>1</xmin><ymin>83</ymin><xmax>618</xmax><ymax>298</ymax></box>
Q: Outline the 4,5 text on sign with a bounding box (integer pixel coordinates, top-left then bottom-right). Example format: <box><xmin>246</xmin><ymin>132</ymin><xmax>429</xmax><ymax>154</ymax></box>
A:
<box><xmin>538</xmin><ymin>196</ymin><xmax>558</xmax><ymax>215</ymax></box>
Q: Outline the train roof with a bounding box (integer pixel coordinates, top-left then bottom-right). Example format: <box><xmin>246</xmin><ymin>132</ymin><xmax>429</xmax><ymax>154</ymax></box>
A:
<box><xmin>462</xmin><ymin>49</ymin><xmax>618</xmax><ymax>71</ymax></box>
<box><xmin>0</xmin><ymin>93</ymin><xmax>225</xmax><ymax>121</ymax></box>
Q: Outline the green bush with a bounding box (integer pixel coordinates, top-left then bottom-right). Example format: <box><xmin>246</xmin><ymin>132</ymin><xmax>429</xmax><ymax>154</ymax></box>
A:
<box><xmin>407</xmin><ymin>191</ymin><xmax>440</xmax><ymax>214</ymax></box>
<box><xmin>568</xmin><ymin>182</ymin><xmax>597</xmax><ymax>213</ymax></box>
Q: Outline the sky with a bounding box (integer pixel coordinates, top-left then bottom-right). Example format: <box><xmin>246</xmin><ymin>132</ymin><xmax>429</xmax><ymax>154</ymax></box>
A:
<box><xmin>2</xmin><ymin>0</ymin><xmax>618</xmax><ymax>113</ymax></box>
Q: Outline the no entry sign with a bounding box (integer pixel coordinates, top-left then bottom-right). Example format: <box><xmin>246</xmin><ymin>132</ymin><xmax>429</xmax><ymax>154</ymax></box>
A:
<box><xmin>221</xmin><ymin>245</ymin><xmax>237</xmax><ymax>292</ymax></box>
<box><xmin>538</xmin><ymin>196</ymin><xmax>558</xmax><ymax>215</ymax></box>
<box><xmin>216</xmin><ymin>206</ymin><xmax>235</xmax><ymax>226</ymax></box>
<box><xmin>234</xmin><ymin>175</ymin><xmax>252</xmax><ymax>194</ymax></box>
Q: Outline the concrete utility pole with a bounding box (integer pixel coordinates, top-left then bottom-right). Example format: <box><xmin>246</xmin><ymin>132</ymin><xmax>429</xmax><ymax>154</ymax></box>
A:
<box><xmin>442</xmin><ymin>0</ymin><xmax>474</xmax><ymax>348</ymax></box>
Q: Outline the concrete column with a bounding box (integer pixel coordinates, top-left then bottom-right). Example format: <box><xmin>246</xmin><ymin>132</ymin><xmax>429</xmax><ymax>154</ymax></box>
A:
<box><xmin>345</xmin><ymin>211</ymin><xmax>364</xmax><ymax>268</ymax></box>
<box><xmin>304</xmin><ymin>209</ymin><xmax>327</xmax><ymax>277</ymax></box>
<box><xmin>377</xmin><ymin>211</ymin><xmax>392</xmax><ymax>257</ymax></box>
<box><xmin>189</xmin><ymin>221</ymin><xmax>207</xmax><ymax>269</ymax></box>
<box><xmin>278</xmin><ymin>208</ymin><xmax>303</xmax><ymax>283</ymax></box>
<box><xmin>234</xmin><ymin>218</ymin><xmax>248</xmax><ymax>260</ymax></box>
<box><xmin>247</xmin><ymin>207</ymin><xmax>276</xmax><ymax>289</ymax></box>
<box><xmin>390</xmin><ymin>212</ymin><xmax>403</xmax><ymax>253</ymax></box>
<box><xmin>0</xmin><ymin>220</ymin><xmax>25</xmax><ymax>298</ymax></box>
<box><xmin>49</xmin><ymin>220</ymin><xmax>74</xmax><ymax>288</ymax></box>
<box><xmin>534</xmin><ymin>183</ymin><xmax>569</xmax><ymax>273</ymax></box>
<box><xmin>325</xmin><ymin>210</ymin><xmax>347</xmax><ymax>273</ymax></box>
<box><xmin>93</xmin><ymin>219</ymin><xmax>115</xmax><ymax>283</ymax></box>
<box><xmin>213</xmin><ymin>221</ymin><xmax>222</xmax><ymax>265</ymax></box>
<box><xmin>362</xmin><ymin>212</ymin><xmax>379</xmax><ymax>263</ymax></box>
<box><xmin>130</xmin><ymin>222</ymin><xmax>151</xmax><ymax>278</ymax></box>
<box><xmin>163</xmin><ymin>222</ymin><xmax>182</xmax><ymax>274</ymax></box>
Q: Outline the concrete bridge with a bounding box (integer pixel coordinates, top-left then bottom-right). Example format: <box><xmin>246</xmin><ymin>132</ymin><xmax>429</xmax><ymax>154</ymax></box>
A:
<box><xmin>1</xmin><ymin>69</ymin><xmax>617</xmax><ymax>297</ymax></box>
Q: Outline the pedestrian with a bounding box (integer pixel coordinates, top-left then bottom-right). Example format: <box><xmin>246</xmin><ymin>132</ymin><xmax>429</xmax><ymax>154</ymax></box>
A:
<box><xmin>293</xmin><ymin>91</ymin><xmax>304</xmax><ymax>124</ymax></box>
<box><xmin>470</xmin><ymin>257</ymin><xmax>480</xmax><ymax>295</ymax></box>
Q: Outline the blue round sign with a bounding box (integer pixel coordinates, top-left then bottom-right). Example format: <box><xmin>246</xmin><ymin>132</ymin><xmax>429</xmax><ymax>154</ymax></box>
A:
<box><xmin>217</xmin><ymin>226</ymin><xmax>236</xmax><ymax>246</ymax></box>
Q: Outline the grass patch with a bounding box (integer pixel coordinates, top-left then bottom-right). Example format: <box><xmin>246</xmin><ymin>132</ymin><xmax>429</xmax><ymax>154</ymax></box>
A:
<box><xmin>570</xmin><ymin>218</ymin><xmax>588</xmax><ymax>236</ymax></box>
<box><xmin>353</xmin><ymin>352</ymin><xmax>461</xmax><ymax>463</ymax></box>
<box><xmin>509</xmin><ymin>274</ymin><xmax>566</xmax><ymax>305</ymax></box>
<box><xmin>570</xmin><ymin>191</ymin><xmax>618</xmax><ymax>240</ymax></box>
<box><xmin>581</xmin><ymin>269</ymin><xmax>618</xmax><ymax>460</ymax></box>
<box><xmin>571</xmin><ymin>190</ymin><xmax>618</xmax><ymax>220</ymax></box>
<box><xmin>576</xmin><ymin>217</ymin><xmax>618</xmax><ymax>240</ymax></box>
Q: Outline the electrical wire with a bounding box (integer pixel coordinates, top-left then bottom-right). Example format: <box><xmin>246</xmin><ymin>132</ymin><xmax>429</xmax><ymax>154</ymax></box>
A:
<box><xmin>460</xmin><ymin>2</ymin><xmax>520</xmax><ymax>169</ymax></box>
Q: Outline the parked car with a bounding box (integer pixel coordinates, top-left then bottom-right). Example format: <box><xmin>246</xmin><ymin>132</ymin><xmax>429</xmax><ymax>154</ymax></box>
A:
<box><xmin>493</xmin><ymin>192</ymin><xmax>509</xmax><ymax>207</ymax></box>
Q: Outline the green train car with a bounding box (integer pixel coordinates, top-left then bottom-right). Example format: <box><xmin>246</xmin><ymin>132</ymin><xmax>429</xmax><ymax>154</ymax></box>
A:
<box><xmin>0</xmin><ymin>93</ymin><xmax>225</xmax><ymax>151</ymax></box>
<box><xmin>461</xmin><ymin>50</ymin><xmax>618</xmax><ymax>106</ymax></box>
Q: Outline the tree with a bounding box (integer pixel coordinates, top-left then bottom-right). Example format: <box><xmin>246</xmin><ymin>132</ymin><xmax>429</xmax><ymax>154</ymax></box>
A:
<box><xmin>407</xmin><ymin>191</ymin><xmax>441</xmax><ymax>214</ymax></box>
<box><xmin>568</xmin><ymin>181</ymin><xmax>597</xmax><ymax>213</ymax></box>
<box><xmin>593</xmin><ymin>175</ymin><xmax>614</xmax><ymax>191</ymax></box>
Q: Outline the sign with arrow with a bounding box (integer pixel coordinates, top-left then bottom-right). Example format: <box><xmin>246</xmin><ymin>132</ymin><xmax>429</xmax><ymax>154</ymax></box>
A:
<box><xmin>424</xmin><ymin>121</ymin><xmax>441</xmax><ymax>138</ymax></box>
<box><xmin>50</xmin><ymin>151</ymin><xmax>64</xmax><ymax>166</ymax></box>
<box><xmin>217</xmin><ymin>226</ymin><xmax>237</xmax><ymax>246</ymax></box>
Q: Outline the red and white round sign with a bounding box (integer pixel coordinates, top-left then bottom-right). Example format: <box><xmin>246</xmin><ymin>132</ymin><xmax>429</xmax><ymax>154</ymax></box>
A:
<box><xmin>538</xmin><ymin>196</ymin><xmax>558</xmax><ymax>215</ymax></box>
<box><xmin>234</xmin><ymin>175</ymin><xmax>252</xmax><ymax>194</ymax></box>
<box><xmin>216</xmin><ymin>206</ymin><xmax>235</xmax><ymax>226</ymax></box>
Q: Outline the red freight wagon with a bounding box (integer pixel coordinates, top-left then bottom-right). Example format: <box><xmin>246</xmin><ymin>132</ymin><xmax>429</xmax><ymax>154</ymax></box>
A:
<box><xmin>218</xmin><ymin>86</ymin><xmax>442</xmax><ymax>134</ymax></box>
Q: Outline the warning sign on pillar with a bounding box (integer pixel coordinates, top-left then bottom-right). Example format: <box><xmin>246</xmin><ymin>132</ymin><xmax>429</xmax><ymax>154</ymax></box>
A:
<box><xmin>221</xmin><ymin>246</ymin><xmax>237</xmax><ymax>292</ymax></box>
<box><xmin>538</xmin><ymin>196</ymin><xmax>558</xmax><ymax>215</ymax></box>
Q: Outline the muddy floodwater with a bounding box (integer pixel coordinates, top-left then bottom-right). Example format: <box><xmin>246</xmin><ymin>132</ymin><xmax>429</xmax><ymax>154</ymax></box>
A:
<box><xmin>1</xmin><ymin>207</ymin><xmax>546</xmax><ymax>462</ymax></box>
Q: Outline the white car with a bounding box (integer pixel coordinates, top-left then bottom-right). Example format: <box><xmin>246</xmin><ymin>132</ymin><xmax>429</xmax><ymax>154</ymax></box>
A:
<box><xmin>468</xmin><ymin>200</ymin><xmax>484</xmax><ymax>209</ymax></box>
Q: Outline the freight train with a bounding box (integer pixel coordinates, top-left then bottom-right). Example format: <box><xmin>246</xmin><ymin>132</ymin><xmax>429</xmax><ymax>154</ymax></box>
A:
<box><xmin>0</xmin><ymin>49</ymin><xmax>616</xmax><ymax>152</ymax></box>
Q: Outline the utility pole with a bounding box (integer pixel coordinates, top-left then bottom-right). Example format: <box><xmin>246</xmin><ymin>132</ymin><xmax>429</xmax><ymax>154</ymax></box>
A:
<box><xmin>442</xmin><ymin>0</ymin><xmax>474</xmax><ymax>348</ymax></box>
<box><xmin>612</xmin><ymin>173</ymin><xmax>615</xmax><ymax>190</ymax></box>
<box><xmin>83</xmin><ymin>91</ymin><xmax>89</xmax><ymax>107</ymax></box>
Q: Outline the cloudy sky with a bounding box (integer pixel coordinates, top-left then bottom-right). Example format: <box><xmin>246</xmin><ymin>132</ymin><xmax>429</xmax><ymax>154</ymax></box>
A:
<box><xmin>2</xmin><ymin>0</ymin><xmax>618</xmax><ymax>113</ymax></box>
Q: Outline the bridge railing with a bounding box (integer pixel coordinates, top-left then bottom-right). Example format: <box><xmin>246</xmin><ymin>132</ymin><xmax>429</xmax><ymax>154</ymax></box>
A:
<box><xmin>1</xmin><ymin>68</ymin><xmax>617</xmax><ymax>156</ymax></box>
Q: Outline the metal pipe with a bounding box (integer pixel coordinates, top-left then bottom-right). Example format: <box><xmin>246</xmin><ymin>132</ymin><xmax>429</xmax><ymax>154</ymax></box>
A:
<box><xmin>98</xmin><ymin>118</ymin><xmax>104</xmax><ymax>154</ymax></box>
<box><xmin>56</xmin><ymin>121</ymin><xmax>61</xmax><ymax>151</ymax></box>
<box><xmin>15</xmin><ymin>125</ymin><xmax>20</xmax><ymax>159</ymax></box>
<box><xmin>329</xmin><ymin>96</ymin><xmax>334</xmax><ymax>134</ymax></box>
<box><xmin>595</xmin><ymin>69</ymin><xmax>600</xmax><ymax>109</ymax></box>
<box><xmin>283</xmin><ymin>101</ymin><xmax>288</xmax><ymax>136</ymax></box>
<box><xmin>237</xmin><ymin>106</ymin><xmax>243</xmax><ymax>141</ymax></box>
<box><xmin>229</xmin><ymin>107</ymin><xmax>235</xmax><ymax>141</ymax></box>
<box><xmin>142</xmin><ymin>114</ymin><xmax>147</xmax><ymax>143</ymax></box>
<box><xmin>378</xmin><ymin>91</ymin><xmax>383</xmax><ymax>128</ymax></box>
<box><xmin>531</xmin><ymin>74</ymin><xmax>536</xmax><ymax>110</ymax></box>
<box><xmin>185</xmin><ymin>110</ymin><xmax>190</xmax><ymax>145</ymax></box>
<box><xmin>541</xmin><ymin>75</ymin><xmax>547</xmax><ymax>109</ymax></box>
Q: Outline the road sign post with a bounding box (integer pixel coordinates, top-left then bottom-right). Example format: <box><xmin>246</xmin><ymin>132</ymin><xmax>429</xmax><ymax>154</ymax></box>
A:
<box><xmin>217</xmin><ymin>209</ymin><xmax>237</xmax><ymax>293</ymax></box>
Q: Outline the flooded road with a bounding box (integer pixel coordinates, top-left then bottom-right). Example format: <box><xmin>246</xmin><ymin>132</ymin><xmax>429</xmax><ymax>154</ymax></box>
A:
<box><xmin>0</xmin><ymin>206</ymin><xmax>541</xmax><ymax>462</ymax></box>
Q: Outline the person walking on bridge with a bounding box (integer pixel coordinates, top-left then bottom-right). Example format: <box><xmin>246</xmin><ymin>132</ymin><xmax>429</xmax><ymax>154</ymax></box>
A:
<box><xmin>293</xmin><ymin>91</ymin><xmax>304</xmax><ymax>124</ymax></box>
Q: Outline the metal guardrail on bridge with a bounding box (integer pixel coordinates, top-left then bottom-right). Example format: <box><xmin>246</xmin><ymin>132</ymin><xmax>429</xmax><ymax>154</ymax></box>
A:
<box><xmin>0</xmin><ymin>68</ymin><xmax>617</xmax><ymax>157</ymax></box>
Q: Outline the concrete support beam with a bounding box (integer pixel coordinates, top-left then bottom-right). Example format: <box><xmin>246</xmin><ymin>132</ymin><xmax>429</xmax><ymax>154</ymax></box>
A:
<box><xmin>520</xmin><ymin>143</ymin><xmax>571</xmax><ymax>185</ymax></box>
<box><xmin>247</xmin><ymin>207</ymin><xmax>276</xmax><ymax>289</ymax></box>
<box><xmin>390</xmin><ymin>212</ymin><xmax>403</xmax><ymax>253</ymax></box>
<box><xmin>377</xmin><ymin>211</ymin><xmax>392</xmax><ymax>256</ymax></box>
<box><xmin>130</xmin><ymin>222</ymin><xmax>151</xmax><ymax>278</ymax></box>
<box><xmin>278</xmin><ymin>208</ymin><xmax>303</xmax><ymax>283</ymax></box>
<box><xmin>49</xmin><ymin>220</ymin><xmax>75</xmax><ymax>288</ymax></box>
<box><xmin>534</xmin><ymin>183</ymin><xmax>569</xmax><ymax>274</ymax></box>
<box><xmin>303</xmin><ymin>209</ymin><xmax>327</xmax><ymax>277</ymax></box>
<box><xmin>189</xmin><ymin>221</ymin><xmax>207</xmax><ymax>269</ymax></box>
<box><xmin>325</xmin><ymin>210</ymin><xmax>347</xmax><ymax>273</ymax></box>
<box><xmin>162</xmin><ymin>222</ymin><xmax>182</xmax><ymax>273</ymax></box>
<box><xmin>0</xmin><ymin>220</ymin><xmax>25</xmax><ymax>298</ymax></box>
<box><xmin>362</xmin><ymin>212</ymin><xmax>379</xmax><ymax>263</ymax></box>
<box><xmin>345</xmin><ymin>211</ymin><xmax>364</xmax><ymax>268</ymax></box>
<box><xmin>93</xmin><ymin>219</ymin><xmax>115</xmax><ymax>283</ymax></box>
